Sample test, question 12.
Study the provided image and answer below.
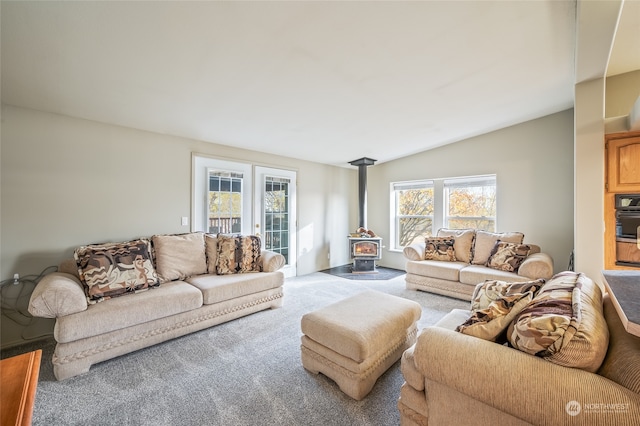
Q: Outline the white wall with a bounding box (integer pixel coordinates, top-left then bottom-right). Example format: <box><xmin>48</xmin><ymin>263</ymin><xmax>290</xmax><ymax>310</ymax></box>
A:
<box><xmin>0</xmin><ymin>105</ymin><xmax>355</xmax><ymax>347</ymax></box>
<box><xmin>1</xmin><ymin>105</ymin><xmax>355</xmax><ymax>278</ymax></box>
<box><xmin>368</xmin><ymin>110</ymin><xmax>575</xmax><ymax>273</ymax></box>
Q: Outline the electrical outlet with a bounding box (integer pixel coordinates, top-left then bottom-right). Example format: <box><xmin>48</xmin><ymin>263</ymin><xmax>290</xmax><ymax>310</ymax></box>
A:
<box><xmin>181</xmin><ymin>217</ymin><xmax>189</xmax><ymax>226</ymax></box>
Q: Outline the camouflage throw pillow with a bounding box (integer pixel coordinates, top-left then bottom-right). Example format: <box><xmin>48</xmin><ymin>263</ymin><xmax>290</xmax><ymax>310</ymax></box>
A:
<box><xmin>237</xmin><ymin>235</ymin><xmax>262</xmax><ymax>273</ymax></box>
<box><xmin>507</xmin><ymin>271</ymin><xmax>609</xmax><ymax>372</ymax></box>
<box><xmin>470</xmin><ymin>279</ymin><xmax>546</xmax><ymax>311</ymax></box>
<box><xmin>458</xmin><ymin>279</ymin><xmax>544</xmax><ymax>342</ymax></box>
<box><xmin>74</xmin><ymin>239</ymin><xmax>159</xmax><ymax>304</ymax></box>
<box><xmin>472</xmin><ymin>231</ymin><xmax>524</xmax><ymax>265</ymax></box>
<box><xmin>424</xmin><ymin>237</ymin><xmax>456</xmax><ymax>261</ymax></box>
<box><xmin>486</xmin><ymin>241</ymin><xmax>531</xmax><ymax>272</ymax></box>
<box><xmin>215</xmin><ymin>234</ymin><xmax>262</xmax><ymax>275</ymax></box>
<box><xmin>437</xmin><ymin>228</ymin><xmax>475</xmax><ymax>263</ymax></box>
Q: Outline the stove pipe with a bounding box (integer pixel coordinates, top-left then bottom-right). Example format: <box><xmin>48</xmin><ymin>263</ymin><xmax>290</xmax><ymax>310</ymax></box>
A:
<box><xmin>348</xmin><ymin>157</ymin><xmax>377</xmax><ymax>230</ymax></box>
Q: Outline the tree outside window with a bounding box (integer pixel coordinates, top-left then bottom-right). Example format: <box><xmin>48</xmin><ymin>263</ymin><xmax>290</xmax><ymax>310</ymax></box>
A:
<box><xmin>394</xmin><ymin>182</ymin><xmax>434</xmax><ymax>248</ymax></box>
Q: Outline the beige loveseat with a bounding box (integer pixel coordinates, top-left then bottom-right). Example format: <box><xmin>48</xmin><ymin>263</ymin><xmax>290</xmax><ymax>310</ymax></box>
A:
<box><xmin>398</xmin><ymin>272</ymin><xmax>640</xmax><ymax>425</ymax></box>
<box><xmin>28</xmin><ymin>232</ymin><xmax>285</xmax><ymax>380</ymax></box>
<box><xmin>403</xmin><ymin>229</ymin><xmax>554</xmax><ymax>301</ymax></box>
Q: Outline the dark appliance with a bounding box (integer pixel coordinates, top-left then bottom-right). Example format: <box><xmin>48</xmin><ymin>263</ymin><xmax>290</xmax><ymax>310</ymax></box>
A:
<box><xmin>615</xmin><ymin>194</ymin><xmax>640</xmax><ymax>266</ymax></box>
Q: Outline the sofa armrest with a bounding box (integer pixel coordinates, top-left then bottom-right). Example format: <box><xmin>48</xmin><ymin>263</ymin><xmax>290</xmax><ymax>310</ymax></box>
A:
<box><xmin>403</xmin><ymin>243</ymin><xmax>425</xmax><ymax>261</ymax></box>
<box><xmin>28</xmin><ymin>272</ymin><xmax>87</xmax><ymax>318</ymax></box>
<box><xmin>260</xmin><ymin>250</ymin><xmax>286</xmax><ymax>272</ymax></box>
<box><xmin>518</xmin><ymin>252</ymin><xmax>554</xmax><ymax>280</ymax></box>
<box><xmin>414</xmin><ymin>326</ymin><xmax>640</xmax><ymax>424</ymax></box>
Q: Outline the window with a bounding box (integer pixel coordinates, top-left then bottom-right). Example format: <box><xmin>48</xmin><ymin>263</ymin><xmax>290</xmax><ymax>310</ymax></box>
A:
<box><xmin>393</xmin><ymin>181</ymin><xmax>434</xmax><ymax>248</ymax></box>
<box><xmin>391</xmin><ymin>175</ymin><xmax>496</xmax><ymax>249</ymax></box>
<box><xmin>444</xmin><ymin>176</ymin><xmax>496</xmax><ymax>231</ymax></box>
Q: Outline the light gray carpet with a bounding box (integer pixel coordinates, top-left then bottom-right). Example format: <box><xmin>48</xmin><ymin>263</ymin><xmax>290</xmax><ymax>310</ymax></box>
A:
<box><xmin>7</xmin><ymin>272</ymin><xmax>468</xmax><ymax>426</ymax></box>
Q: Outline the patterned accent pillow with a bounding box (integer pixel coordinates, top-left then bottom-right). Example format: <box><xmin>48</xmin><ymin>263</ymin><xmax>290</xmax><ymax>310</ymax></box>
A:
<box><xmin>470</xmin><ymin>279</ymin><xmax>546</xmax><ymax>311</ymax></box>
<box><xmin>457</xmin><ymin>286</ymin><xmax>541</xmax><ymax>342</ymax></box>
<box><xmin>215</xmin><ymin>234</ymin><xmax>262</xmax><ymax>274</ymax></box>
<box><xmin>237</xmin><ymin>235</ymin><xmax>262</xmax><ymax>273</ymax></box>
<box><xmin>486</xmin><ymin>241</ymin><xmax>531</xmax><ymax>272</ymax></box>
<box><xmin>437</xmin><ymin>228</ymin><xmax>475</xmax><ymax>263</ymax></box>
<box><xmin>472</xmin><ymin>231</ymin><xmax>524</xmax><ymax>265</ymax></box>
<box><xmin>507</xmin><ymin>271</ymin><xmax>609</xmax><ymax>372</ymax></box>
<box><xmin>74</xmin><ymin>239</ymin><xmax>159</xmax><ymax>304</ymax></box>
<box><xmin>205</xmin><ymin>234</ymin><xmax>218</xmax><ymax>274</ymax></box>
<box><xmin>424</xmin><ymin>237</ymin><xmax>457</xmax><ymax>261</ymax></box>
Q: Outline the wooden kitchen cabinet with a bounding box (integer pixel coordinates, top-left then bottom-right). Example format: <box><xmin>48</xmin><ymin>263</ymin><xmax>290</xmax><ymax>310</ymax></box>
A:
<box><xmin>606</xmin><ymin>132</ymin><xmax>640</xmax><ymax>192</ymax></box>
<box><xmin>0</xmin><ymin>350</ymin><xmax>41</xmax><ymax>426</ymax></box>
<box><xmin>604</xmin><ymin>131</ymin><xmax>640</xmax><ymax>269</ymax></box>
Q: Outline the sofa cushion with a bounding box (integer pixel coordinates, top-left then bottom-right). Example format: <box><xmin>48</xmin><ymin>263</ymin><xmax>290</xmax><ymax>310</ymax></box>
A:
<box><xmin>472</xmin><ymin>231</ymin><xmax>524</xmax><ymax>265</ymax></box>
<box><xmin>424</xmin><ymin>237</ymin><xmax>456</xmax><ymax>261</ymax></box>
<box><xmin>437</xmin><ymin>229</ymin><xmax>475</xmax><ymax>263</ymax></box>
<box><xmin>434</xmin><ymin>308</ymin><xmax>471</xmax><ymax>330</ymax></box>
<box><xmin>54</xmin><ymin>280</ymin><xmax>203</xmax><ymax>344</ymax></box>
<box><xmin>405</xmin><ymin>260</ymin><xmax>467</xmax><ymax>281</ymax></box>
<box><xmin>597</xmin><ymin>295</ymin><xmax>640</xmax><ymax>394</ymax></box>
<box><xmin>459</xmin><ymin>265</ymin><xmax>529</xmax><ymax>286</ymax></box>
<box><xmin>74</xmin><ymin>239</ymin><xmax>159</xmax><ymax>304</ymax></box>
<box><xmin>456</xmin><ymin>280</ymin><xmax>544</xmax><ymax>342</ymax></box>
<box><xmin>152</xmin><ymin>232</ymin><xmax>207</xmax><ymax>282</ymax></box>
<box><xmin>216</xmin><ymin>234</ymin><xmax>262</xmax><ymax>274</ymax></box>
<box><xmin>187</xmin><ymin>271</ymin><xmax>284</xmax><ymax>305</ymax></box>
<box><xmin>486</xmin><ymin>241</ymin><xmax>531</xmax><ymax>273</ymax></box>
<box><xmin>506</xmin><ymin>271</ymin><xmax>609</xmax><ymax>372</ymax></box>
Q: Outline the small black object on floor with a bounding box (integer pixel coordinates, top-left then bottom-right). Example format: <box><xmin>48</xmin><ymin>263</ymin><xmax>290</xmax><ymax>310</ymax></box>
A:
<box><xmin>320</xmin><ymin>264</ymin><xmax>406</xmax><ymax>281</ymax></box>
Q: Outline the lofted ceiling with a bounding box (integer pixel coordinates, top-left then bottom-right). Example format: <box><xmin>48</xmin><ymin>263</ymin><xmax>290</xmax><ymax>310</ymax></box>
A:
<box><xmin>1</xmin><ymin>1</ymin><xmax>638</xmax><ymax>167</ymax></box>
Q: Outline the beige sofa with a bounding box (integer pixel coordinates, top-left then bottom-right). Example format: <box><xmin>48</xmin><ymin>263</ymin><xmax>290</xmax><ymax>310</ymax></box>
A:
<box><xmin>28</xmin><ymin>232</ymin><xmax>285</xmax><ymax>380</ymax></box>
<box><xmin>403</xmin><ymin>229</ymin><xmax>554</xmax><ymax>301</ymax></box>
<box><xmin>398</xmin><ymin>272</ymin><xmax>640</xmax><ymax>425</ymax></box>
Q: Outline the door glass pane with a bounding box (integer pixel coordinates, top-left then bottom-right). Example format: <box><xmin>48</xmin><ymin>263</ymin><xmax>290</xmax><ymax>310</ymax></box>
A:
<box><xmin>264</xmin><ymin>176</ymin><xmax>290</xmax><ymax>263</ymax></box>
<box><xmin>208</xmin><ymin>171</ymin><xmax>243</xmax><ymax>234</ymax></box>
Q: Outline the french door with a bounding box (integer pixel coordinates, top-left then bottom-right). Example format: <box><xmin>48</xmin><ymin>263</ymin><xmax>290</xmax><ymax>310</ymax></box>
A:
<box><xmin>254</xmin><ymin>166</ymin><xmax>297</xmax><ymax>277</ymax></box>
<box><xmin>193</xmin><ymin>155</ymin><xmax>297</xmax><ymax>277</ymax></box>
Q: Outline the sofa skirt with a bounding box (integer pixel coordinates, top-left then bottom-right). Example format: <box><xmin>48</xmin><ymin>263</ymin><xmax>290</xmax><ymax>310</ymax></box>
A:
<box><xmin>405</xmin><ymin>273</ymin><xmax>475</xmax><ymax>301</ymax></box>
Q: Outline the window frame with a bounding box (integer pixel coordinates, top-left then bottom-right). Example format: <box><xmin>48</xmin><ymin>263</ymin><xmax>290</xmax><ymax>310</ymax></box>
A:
<box><xmin>390</xmin><ymin>174</ymin><xmax>497</xmax><ymax>250</ymax></box>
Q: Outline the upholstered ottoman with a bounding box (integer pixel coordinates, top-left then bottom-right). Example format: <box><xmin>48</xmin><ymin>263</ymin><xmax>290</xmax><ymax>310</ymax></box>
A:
<box><xmin>300</xmin><ymin>290</ymin><xmax>422</xmax><ymax>400</ymax></box>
